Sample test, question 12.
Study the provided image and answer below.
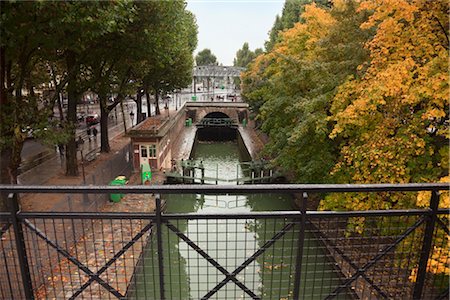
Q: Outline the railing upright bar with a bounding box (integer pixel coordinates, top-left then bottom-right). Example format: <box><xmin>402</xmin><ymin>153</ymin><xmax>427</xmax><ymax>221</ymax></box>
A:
<box><xmin>7</xmin><ymin>193</ymin><xmax>34</xmax><ymax>300</ymax></box>
<box><xmin>412</xmin><ymin>190</ymin><xmax>440</xmax><ymax>299</ymax></box>
<box><xmin>293</xmin><ymin>192</ymin><xmax>308</xmax><ymax>299</ymax></box>
<box><xmin>155</xmin><ymin>195</ymin><xmax>165</xmax><ymax>300</ymax></box>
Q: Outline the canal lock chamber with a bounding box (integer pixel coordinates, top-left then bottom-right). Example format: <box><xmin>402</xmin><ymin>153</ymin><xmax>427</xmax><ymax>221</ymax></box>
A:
<box><xmin>169</xmin><ymin>113</ymin><xmax>283</xmax><ymax>185</ymax></box>
<box><xmin>126</xmin><ymin>120</ymin><xmax>355</xmax><ymax>299</ymax></box>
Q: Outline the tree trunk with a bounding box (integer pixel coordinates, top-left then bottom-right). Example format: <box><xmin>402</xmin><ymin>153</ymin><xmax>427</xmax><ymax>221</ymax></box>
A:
<box><xmin>0</xmin><ymin>148</ymin><xmax>12</xmax><ymax>211</ymax></box>
<box><xmin>9</xmin><ymin>139</ymin><xmax>23</xmax><ymax>185</ymax></box>
<box><xmin>145</xmin><ymin>89</ymin><xmax>151</xmax><ymax>118</ymax></box>
<box><xmin>65</xmin><ymin>51</ymin><xmax>79</xmax><ymax>176</ymax></box>
<box><xmin>99</xmin><ymin>93</ymin><xmax>110</xmax><ymax>153</ymax></box>
<box><xmin>57</xmin><ymin>92</ymin><xmax>64</xmax><ymax>122</ymax></box>
<box><xmin>136</xmin><ymin>89</ymin><xmax>143</xmax><ymax>124</ymax></box>
<box><xmin>154</xmin><ymin>88</ymin><xmax>160</xmax><ymax>115</ymax></box>
<box><xmin>120</xmin><ymin>100</ymin><xmax>127</xmax><ymax>133</ymax></box>
<box><xmin>0</xmin><ymin>46</ymin><xmax>12</xmax><ymax>210</ymax></box>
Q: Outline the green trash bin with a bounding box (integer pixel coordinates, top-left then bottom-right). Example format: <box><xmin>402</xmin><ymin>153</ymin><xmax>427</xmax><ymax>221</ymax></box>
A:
<box><xmin>109</xmin><ymin>176</ymin><xmax>127</xmax><ymax>202</ymax></box>
<box><xmin>141</xmin><ymin>164</ymin><xmax>152</xmax><ymax>185</ymax></box>
<box><xmin>188</xmin><ymin>118</ymin><xmax>192</xmax><ymax>126</ymax></box>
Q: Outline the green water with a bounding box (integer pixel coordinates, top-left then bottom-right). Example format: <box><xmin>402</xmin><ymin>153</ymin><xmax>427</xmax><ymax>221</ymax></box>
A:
<box><xmin>130</xmin><ymin>142</ymin><xmax>349</xmax><ymax>299</ymax></box>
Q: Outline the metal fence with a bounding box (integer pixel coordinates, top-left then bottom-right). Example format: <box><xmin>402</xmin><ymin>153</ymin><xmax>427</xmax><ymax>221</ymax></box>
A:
<box><xmin>48</xmin><ymin>144</ymin><xmax>133</xmax><ymax>212</ymax></box>
<box><xmin>0</xmin><ymin>183</ymin><xmax>448</xmax><ymax>299</ymax></box>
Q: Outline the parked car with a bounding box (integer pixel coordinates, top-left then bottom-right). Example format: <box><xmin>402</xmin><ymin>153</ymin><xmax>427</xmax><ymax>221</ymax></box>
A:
<box><xmin>85</xmin><ymin>114</ymin><xmax>99</xmax><ymax>125</ymax></box>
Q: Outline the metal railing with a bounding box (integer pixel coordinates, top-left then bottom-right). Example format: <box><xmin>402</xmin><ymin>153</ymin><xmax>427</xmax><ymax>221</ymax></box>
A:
<box><xmin>0</xmin><ymin>183</ymin><xmax>448</xmax><ymax>299</ymax></box>
<box><xmin>196</xmin><ymin>118</ymin><xmax>238</xmax><ymax>128</ymax></box>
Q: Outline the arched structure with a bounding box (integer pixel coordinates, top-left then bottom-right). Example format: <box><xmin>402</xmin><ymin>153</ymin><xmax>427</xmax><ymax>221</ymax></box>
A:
<box><xmin>185</xmin><ymin>102</ymin><xmax>248</xmax><ymax>124</ymax></box>
<box><xmin>203</xmin><ymin>112</ymin><xmax>231</xmax><ymax>119</ymax></box>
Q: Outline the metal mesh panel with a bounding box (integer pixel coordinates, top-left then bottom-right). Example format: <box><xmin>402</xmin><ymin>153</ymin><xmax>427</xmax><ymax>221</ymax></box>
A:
<box><xmin>128</xmin><ymin>217</ymin><xmax>357</xmax><ymax>300</ymax></box>
<box><xmin>86</xmin><ymin>144</ymin><xmax>133</xmax><ymax>186</ymax></box>
<box><xmin>307</xmin><ymin>214</ymin><xmax>426</xmax><ymax>299</ymax></box>
<box><xmin>0</xmin><ymin>184</ymin><xmax>448</xmax><ymax>299</ymax></box>
<box><xmin>21</xmin><ymin>217</ymin><xmax>152</xmax><ymax>299</ymax></box>
<box><xmin>421</xmin><ymin>214</ymin><xmax>450</xmax><ymax>299</ymax></box>
<box><xmin>0</xmin><ymin>219</ymin><xmax>26</xmax><ymax>299</ymax></box>
<box><xmin>128</xmin><ymin>218</ymin><xmax>300</xmax><ymax>299</ymax></box>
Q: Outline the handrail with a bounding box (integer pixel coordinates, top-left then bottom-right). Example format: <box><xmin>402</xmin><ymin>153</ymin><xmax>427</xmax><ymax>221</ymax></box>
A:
<box><xmin>0</xmin><ymin>183</ymin><xmax>448</xmax><ymax>194</ymax></box>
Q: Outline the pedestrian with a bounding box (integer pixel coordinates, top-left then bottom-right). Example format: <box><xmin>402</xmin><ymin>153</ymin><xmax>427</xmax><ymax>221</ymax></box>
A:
<box><xmin>92</xmin><ymin>127</ymin><xmax>98</xmax><ymax>139</ymax></box>
<box><xmin>57</xmin><ymin>144</ymin><xmax>64</xmax><ymax>156</ymax></box>
<box><xmin>76</xmin><ymin>136</ymin><xmax>84</xmax><ymax>149</ymax></box>
<box><xmin>87</xmin><ymin>127</ymin><xmax>91</xmax><ymax>142</ymax></box>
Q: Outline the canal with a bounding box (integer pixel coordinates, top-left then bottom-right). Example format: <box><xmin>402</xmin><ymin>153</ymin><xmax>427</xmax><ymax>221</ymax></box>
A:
<box><xmin>129</xmin><ymin>138</ymin><xmax>350</xmax><ymax>299</ymax></box>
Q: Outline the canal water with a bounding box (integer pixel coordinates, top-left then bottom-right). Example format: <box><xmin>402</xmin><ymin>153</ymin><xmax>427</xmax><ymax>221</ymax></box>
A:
<box><xmin>130</xmin><ymin>140</ymin><xmax>349</xmax><ymax>299</ymax></box>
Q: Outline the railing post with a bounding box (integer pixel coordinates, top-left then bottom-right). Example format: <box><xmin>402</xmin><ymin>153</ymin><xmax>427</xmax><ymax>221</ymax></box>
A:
<box><xmin>413</xmin><ymin>190</ymin><xmax>439</xmax><ymax>299</ymax></box>
<box><xmin>7</xmin><ymin>193</ymin><xmax>34</xmax><ymax>299</ymax></box>
<box><xmin>155</xmin><ymin>194</ymin><xmax>165</xmax><ymax>300</ymax></box>
<box><xmin>293</xmin><ymin>192</ymin><xmax>308</xmax><ymax>299</ymax></box>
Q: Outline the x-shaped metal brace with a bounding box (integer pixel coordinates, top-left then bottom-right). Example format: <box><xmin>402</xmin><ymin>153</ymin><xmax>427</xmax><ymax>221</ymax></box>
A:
<box><xmin>323</xmin><ymin>216</ymin><xmax>426</xmax><ymax>299</ymax></box>
<box><xmin>23</xmin><ymin>219</ymin><xmax>153</xmax><ymax>299</ymax></box>
<box><xmin>165</xmin><ymin>220</ymin><xmax>296</xmax><ymax>300</ymax></box>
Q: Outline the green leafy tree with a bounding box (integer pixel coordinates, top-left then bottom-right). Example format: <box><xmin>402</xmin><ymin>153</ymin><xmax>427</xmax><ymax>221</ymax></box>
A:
<box><xmin>265</xmin><ymin>0</ymin><xmax>330</xmax><ymax>51</ymax></box>
<box><xmin>242</xmin><ymin>1</ymin><xmax>371</xmax><ymax>183</ymax></box>
<box><xmin>195</xmin><ymin>48</ymin><xmax>218</xmax><ymax>66</ymax></box>
<box><xmin>140</xmin><ymin>2</ymin><xmax>197</xmax><ymax>116</ymax></box>
<box><xmin>233</xmin><ymin>42</ymin><xmax>263</xmax><ymax>68</ymax></box>
<box><xmin>265</xmin><ymin>15</ymin><xmax>283</xmax><ymax>52</ymax></box>
<box><xmin>0</xmin><ymin>2</ymin><xmax>71</xmax><ymax>191</ymax></box>
<box><xmin>43</xmin><ymin>1</ymin><xmax>132</xmax><ymax>175</ymax></box>
<box><xmin>0</xmin><ymin>0</ymin><xmax>198</xmax><ymax>187</ymax></box>
<box><xmin>84</xmin><ymin>1</ymin><xmax>144</xmax><ymax>152</ymax></box>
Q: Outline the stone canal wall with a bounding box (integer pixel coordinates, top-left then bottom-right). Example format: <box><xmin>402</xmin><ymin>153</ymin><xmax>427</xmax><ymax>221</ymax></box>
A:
<box><xmin>129</xmin><ymin>102</ymin><xmax>267</xmax><ymax>177</ymax></box>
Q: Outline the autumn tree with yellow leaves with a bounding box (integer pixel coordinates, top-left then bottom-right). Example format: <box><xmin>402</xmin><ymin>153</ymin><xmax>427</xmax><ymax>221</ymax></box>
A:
<box><xmin>327</xmin><ymin>0</ymin><xmax>449</xmax><ymax>209</ymax></box>
<box><xmin>325</xmin><ymin>0</ymin><xmax>449</xmax><ymax>287</ymax></box>
<box><xmin>242</xmin><ymin>0</ymin><xmax>371</xmax><ymax>183</ymax></box>
<box><xmin>241</xmin><ymin>0</ymin><xmax>449</xmax><ymax>287</ymax></box>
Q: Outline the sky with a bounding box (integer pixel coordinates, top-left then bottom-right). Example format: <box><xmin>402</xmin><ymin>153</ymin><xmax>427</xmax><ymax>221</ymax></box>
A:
<box><xmin>186</xmin><ymin>0</ymin><xmax>285</xmax><ymax>66</ymax></box>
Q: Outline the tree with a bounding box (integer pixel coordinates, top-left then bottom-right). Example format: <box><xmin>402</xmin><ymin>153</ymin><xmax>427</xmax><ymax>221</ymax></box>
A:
<box><xmin>140</xmin><ymin>2</ymin><xmax>197</xmax><ymax>116</ymax></box>
<box><xmin>242</xmin><ymin>1</ymin><xmax>371</xmax><ymax>183</ymax></box>
<box><xmin>264</xmin><ymin>0</ymin><xmax>330</xmax><ymax>51</ymax></box>
<box><xmin>43</xmin><ymin>1</ymin><xmax>131</xmax><ymax>174</ymax></box>
<box><xmin>195</xmin><ymin>48</ymin><xmax>218</xmax><ymax>66</ymax></box>
<box><xmin>83</xmin><ymin>1</ymin><xmax>142</xmax><ymax>152</ymax></box>
<box><xmin>265</xmin><ymin>15</ymin><xmax>283</xmax><ymax>52</ymax></box>
<box><xmin>0</xmin><ymin>2</ymin><xmax>71</xmax><ymax>206</ymax></box>
<box><xmin>233</xmin><ymin>42</ymin><xmax>263</xmax><ymax>68</ymax></box>
<box><xmin>0</xmin><ymin>0</ymin><xmax>198</xmax><ymax>189</ymax></box>
<box><xmin>327</xmin><ymin>0</ymin><xmax>449</xmax><ymax>210</ymax></box>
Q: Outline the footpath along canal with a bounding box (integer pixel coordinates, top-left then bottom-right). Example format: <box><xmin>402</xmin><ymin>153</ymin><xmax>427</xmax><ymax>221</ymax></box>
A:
<box><xmin>128</xmin><ymin>139</ymin><xmax>351</xmax><ymax>299</ymax></box>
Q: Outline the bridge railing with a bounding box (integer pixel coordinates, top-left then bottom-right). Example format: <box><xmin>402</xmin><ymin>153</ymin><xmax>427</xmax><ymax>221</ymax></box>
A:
<box><xmin>0</xmin><ymin>183</ymin><xmax>448</xmax><ymax>299</ymax></box>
